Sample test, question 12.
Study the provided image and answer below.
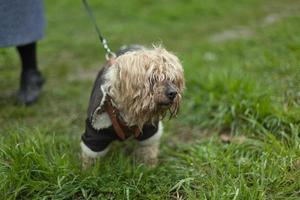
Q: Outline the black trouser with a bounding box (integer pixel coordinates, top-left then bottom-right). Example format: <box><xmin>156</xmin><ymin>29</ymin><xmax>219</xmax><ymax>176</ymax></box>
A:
<box><xmin>17</xmin><ymin>42</ymin><xmax>37</xmax><ymax>73</ymax></box>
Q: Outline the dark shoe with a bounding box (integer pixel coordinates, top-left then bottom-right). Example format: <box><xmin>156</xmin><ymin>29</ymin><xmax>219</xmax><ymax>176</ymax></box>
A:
<box><xmin>17</xmin><ymin>70</ymin><xmax>45</xmax><ymax>105</ymax></box>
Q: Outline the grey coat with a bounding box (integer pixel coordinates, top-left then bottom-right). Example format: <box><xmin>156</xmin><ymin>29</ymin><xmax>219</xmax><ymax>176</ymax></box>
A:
<box><xmin>0</xmin><ymin>0</ymin><xmax>45</xmax><ymax>47</ymax></box>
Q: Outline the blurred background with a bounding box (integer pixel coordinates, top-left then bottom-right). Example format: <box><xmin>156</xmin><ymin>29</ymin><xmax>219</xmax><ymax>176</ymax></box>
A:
<box><xmin>0</xmin><ymin>0</ymin><xmax>300</xmax><ymax>198</ymax></box>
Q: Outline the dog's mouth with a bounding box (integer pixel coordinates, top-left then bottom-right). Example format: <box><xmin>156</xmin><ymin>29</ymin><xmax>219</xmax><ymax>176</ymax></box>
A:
<box><xmin>157</xmin><ymin>95</ymin><xmax>176</xmax><ymax>108</ymax></box>
<box><xmin>158</xmin><ymin>101</ymin><xmax>173</xmax><ymax>108</ymax></box>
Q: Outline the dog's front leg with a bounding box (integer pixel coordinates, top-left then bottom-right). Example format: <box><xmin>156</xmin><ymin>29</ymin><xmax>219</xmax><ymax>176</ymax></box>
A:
<box><xmin>135</xmin><ymin>122</ymin><xmax>163</xmax><ymax>166</ymax></box>
<box><xmin>80</xmin><ymin>141</ymin><xmax>110</xmax><ymax>170</ymax></box>
<box><xmin>135</xmin><ymin>143</ymin><xmax>160</xmax><ymax>166</ymax></box>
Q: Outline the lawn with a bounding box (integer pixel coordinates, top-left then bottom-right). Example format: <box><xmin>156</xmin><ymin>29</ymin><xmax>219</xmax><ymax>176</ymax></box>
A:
<box><xmin>0</xmin><ymin>0</ymin><xmax>300</xmax><ymax>199</ymax></box>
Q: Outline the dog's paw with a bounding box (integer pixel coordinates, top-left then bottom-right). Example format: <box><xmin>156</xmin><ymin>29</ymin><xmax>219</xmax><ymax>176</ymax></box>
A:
<box><xmin>134</xmin><ymin>145</ymin><xmax>159</xmax><ymax>167</ymax></box>
<box><xmin>81</xmin><ymin>153</ymin><xmax>95</xmax><ymax>170</ymax></box>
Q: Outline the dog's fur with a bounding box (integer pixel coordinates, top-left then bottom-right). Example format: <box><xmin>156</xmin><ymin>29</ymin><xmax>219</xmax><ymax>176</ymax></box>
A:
<box><xmin>81</xmin><ymin>45</ymin><xmax>184</xmax><ymax>168</ymax></box>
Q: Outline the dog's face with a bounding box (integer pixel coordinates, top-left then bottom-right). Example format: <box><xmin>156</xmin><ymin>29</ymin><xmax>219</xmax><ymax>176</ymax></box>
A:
<box><xmin>153</xmin><ymin>81</ymin><xmax>178</xmax><ymax>107</ymax></box>
<box><xmin>150</xmin><ymin>75</ymin><xmax>183</xmax><ymax>117</ymax></box>
<box><xmin>106</xmin><ymin>47</ymin><xmax>184</xmax><ymax>128</ymax></box>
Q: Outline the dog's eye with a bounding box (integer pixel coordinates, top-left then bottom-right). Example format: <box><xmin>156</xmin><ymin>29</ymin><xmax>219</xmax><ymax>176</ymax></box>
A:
<box><xmin>171</xmin><ymin>79</ymin><xmax>178</xmax><ymax>85</ymax></box>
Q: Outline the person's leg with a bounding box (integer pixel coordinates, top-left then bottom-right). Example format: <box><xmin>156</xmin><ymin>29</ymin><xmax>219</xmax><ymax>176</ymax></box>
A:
<box><xmin>81</xmin><ymin>119</ymin><xmax>117</xmax><ymax>170</ymax></box>
<box><xmin>16</xmin><ymin>42</ymin><xmax>44</xmax><ymax>105</ymax></box>
<box><xmin>17</xmin><ymin>42</ymin><xmax>38</xmax><ymax>71</ymax></box>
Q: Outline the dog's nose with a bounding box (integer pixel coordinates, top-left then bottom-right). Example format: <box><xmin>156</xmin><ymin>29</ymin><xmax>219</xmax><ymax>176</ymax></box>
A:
<box><xmin>166</xmin><ymin>88</ymin><xmax>177</xmax><ymax>101</ymax></box>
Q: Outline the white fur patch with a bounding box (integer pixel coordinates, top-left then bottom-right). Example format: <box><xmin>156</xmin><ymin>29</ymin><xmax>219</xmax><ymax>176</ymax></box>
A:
<box><xmin>92</xmin><ymin>112</ymin><xmax>112</xmax><ymax>130</ymax></box>
<box><xmin>91</xmin><ymin>85</ymin><xmax>108</xmax><ymax>128</ymax></box>
<box><xmin>99</xmin><ymin>85</ymin><xmax>107</xmax><ymax>107</ymax></box>
<box><xmin>139</xmin><ymin>121</ymin><xmax>163</xmax><ymax>146</ymax></box>
<box><xmin>80</xmin><ymin>141</ymin><xmax>110</xmax><ymax>158</ymax></box>
<box><xmin>103</xmin><ymin>65</ymin><xmax>117</xmax><ymax>87</ymax></box>
<box><xmin>91</xmin><ymin>67</ymin><xmax>118</xmax><ymax>131</ymax></box>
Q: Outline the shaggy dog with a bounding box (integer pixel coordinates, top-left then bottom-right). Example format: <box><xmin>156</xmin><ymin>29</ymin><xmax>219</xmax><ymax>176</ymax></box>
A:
<box><xmin>80</xmin><ymin>45</ymin><xmax>184</xmax><ymax>169</ymax></box>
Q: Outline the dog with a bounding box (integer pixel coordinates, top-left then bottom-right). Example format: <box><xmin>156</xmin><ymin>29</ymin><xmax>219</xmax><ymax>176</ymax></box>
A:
<box><xmin>80</xmin><ymin>45</ymin><xmax>184</xmax><ymax>169</ymax></box>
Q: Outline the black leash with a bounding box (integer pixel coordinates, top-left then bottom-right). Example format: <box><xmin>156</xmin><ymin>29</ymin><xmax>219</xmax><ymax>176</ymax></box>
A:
<box><xmin>82</xmin><ymin>0</ymin><xmax>116</xmax><ymax>60</ymax></box>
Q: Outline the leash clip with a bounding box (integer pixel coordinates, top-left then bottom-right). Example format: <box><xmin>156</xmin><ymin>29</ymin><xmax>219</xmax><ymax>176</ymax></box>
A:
<box><xmin>105</xmin><ymin>51</ymin><xmax>116</xmax><ymax>61</ymax></box>
<box><xmin>102</xmin><ymin>38</ymin><xmax>116</xmax><ymax>60</ymax></box>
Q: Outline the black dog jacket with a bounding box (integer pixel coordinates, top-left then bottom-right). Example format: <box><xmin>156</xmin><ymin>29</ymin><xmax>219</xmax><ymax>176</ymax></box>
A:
<box><xmin>81</xmin><ymin>60</ymin><xmax>159</xmax><ymax>153</ymax></box>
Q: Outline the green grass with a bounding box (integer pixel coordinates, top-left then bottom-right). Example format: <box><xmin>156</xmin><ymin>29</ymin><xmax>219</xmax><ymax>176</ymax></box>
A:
<box><xmin>1</xmin><ymin>0</ymin><xmax>300</xmax><ymax>199</ymax></box>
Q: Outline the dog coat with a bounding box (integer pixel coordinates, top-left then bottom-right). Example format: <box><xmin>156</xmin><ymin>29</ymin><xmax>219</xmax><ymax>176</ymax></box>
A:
<box><xmin>81</xmin><ymin>66</ymin><xmax>159</xmax><ymax>153</ymax></box>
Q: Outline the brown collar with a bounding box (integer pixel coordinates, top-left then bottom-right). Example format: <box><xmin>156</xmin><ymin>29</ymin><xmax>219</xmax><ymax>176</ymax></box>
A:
<box><xmin>103</xmin><ymin>58</ymin><xmax>140</xmax><ymax>140</ymax></box>
<box><xmin>104</xmin><ymin>96</ymin><xmax>140</xmax><ymax>140</ymax></box>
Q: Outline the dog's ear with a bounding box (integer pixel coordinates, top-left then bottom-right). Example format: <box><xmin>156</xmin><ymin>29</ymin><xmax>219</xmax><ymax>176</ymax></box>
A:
<box><xmin>87</xmin><ymin>69</ymin><xmax>107</xmax><ymax>123</ymax></box>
